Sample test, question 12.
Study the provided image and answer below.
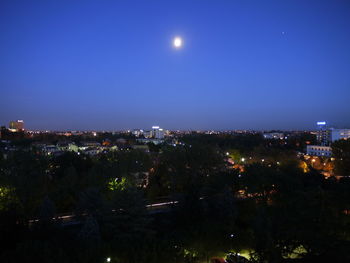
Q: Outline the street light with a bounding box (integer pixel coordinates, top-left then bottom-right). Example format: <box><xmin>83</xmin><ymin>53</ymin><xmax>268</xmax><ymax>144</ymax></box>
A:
<box><xmin>174</xmin><ymin>245</ymin><xmax>179</xmax><ymax>263</ymax></box>
<box><xmin>229</xmin><ymin>234</ymin><xmax>235</xmax><ymax>253</ymax></box>
<box><xmin>236</xmin><ymin>252</ymin><xmax>240</xmax><ymax>262</ymax></box>
<box><xmin>106</xmin><ymin>257</ymin><xmax>111</xmax><ymax>262</ymax></box>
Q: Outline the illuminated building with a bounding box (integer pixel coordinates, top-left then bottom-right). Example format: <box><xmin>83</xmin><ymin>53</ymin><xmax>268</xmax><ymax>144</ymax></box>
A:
<box><xmin>330</xmin><ymin>129</ymin><xmax>350</xmax><ymax>141</ymax></box>
<box><xmin>9</xmin><ymin>120</ymin><xmax>24</xmax><ymax>131</ymax></box>
<box><xmin>143</xmin><ymin>131</ymin><xmax>152</xmax><ymax>138</ymax></box>
<box><xmin>263</xmin><ymin>132</ymin><xmax>284</xmax><ymax>139</ymax></box>
<box><xmin>316</xmin><ymin>122</ymin><xmax>350</xmax><ymax>145</ymax></box>
<box><xmin>316</xmin><ymin>121</ymin><xmax>330</xmax><ymax>146</ymax></box>
<box><xmin>306</xmin><ymin>122</ymin><xmax>350</xmax><ymax>157</ymax></box>
<box><xmin>132</xmin><ymin>129</ymin><xmax>144</xmax><ymax>137</ymax></box>
<box><xmin>306</xmin><ymin>145</ymin><xmax>332</xmax><ymax>157</ymax></box>
<box><xmin>151</xmin><ymin>126</ymin><xmax>164</xmax><ymax>139</ymax></box>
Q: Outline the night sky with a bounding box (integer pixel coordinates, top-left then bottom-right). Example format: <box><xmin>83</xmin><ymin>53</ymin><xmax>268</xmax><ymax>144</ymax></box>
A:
<box><xmin>1</xmin><ymin>0</ymin><xmax>350</xmax><ymax>131</ymax></box>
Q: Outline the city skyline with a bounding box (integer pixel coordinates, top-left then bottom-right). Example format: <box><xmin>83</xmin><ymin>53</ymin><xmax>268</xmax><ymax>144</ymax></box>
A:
<box><xmin>1</xmin><ymin>0</ymin><xmax>350</xmax><ymax>130</ymax></box>
<box><xmin>2</xmin><ymin>119</ymin><xmax>349</xmax><ymax>132</ymax></box>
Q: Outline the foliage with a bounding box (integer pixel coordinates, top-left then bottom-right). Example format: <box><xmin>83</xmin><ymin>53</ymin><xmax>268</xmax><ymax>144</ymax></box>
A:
<box><xmin>332</xmin><ymin>139</ymin><xmax>350</xmax><ymax>176</ymax></box>
<box><xmin>0</xmin><ymin>134</ymin><xmax>349</xmax><ymax>262</ymax></box>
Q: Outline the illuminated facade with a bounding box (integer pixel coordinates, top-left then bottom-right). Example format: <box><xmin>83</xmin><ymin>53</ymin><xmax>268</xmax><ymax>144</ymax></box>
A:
<box><xmin>330</xmin><ymin>129</ymin><xmax>350</xmax><ymax>142</ymax></box>
<box><xmin>263</xmin><ymin>132</ymin><xmax>284</xmax><ymax>139</ymax></box>
<box><xmin>306</xmin><ymin>145</ymin><xmax>332</xmax><ymax>157</ymax></box>
<box><xmin>132</xmin><ymin>129</ymin><xmax>144</xmax><ymax>137</ymax></box>
<box><xmin>316</xmin><ymin>122</ymin><xmax>350</xmax><ymax>145</ymax></box>
<box><xmin>9</xmin><ymin>120</ymin><xmax>24</xmax><ymax>131</ymax></box>
<box><xmin>307</xmin><ymin>122</ymin><xmax>350</xmax><ymax>157</ymax></box>
<box><xmin>316</xmin><ymin>121</ymin><xmax>330</xmax><ymax>146</ymax></box>
<box><xmin>151</xmin><ymin>126</ymin><xmax>164</xmax><ymax>139</ymax></box>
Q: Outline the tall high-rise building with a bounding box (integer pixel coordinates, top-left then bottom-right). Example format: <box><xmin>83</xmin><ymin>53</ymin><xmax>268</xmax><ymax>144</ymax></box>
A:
<box><xmin>9</xmin><ymin>120</ymin><xmax>24</xmax><ymax>131</ymax></box>
<box><xmin>316</xmin><ymin>121</ymin><xmax>330</xmax><ymax>146</ymax></box>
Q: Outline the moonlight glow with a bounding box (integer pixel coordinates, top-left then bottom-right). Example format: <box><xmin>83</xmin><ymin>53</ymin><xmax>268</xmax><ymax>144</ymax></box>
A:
<box><xmin>173</xmin><ymin>37</ymin><xmax>183</xmax><ymax>48</ymax></box>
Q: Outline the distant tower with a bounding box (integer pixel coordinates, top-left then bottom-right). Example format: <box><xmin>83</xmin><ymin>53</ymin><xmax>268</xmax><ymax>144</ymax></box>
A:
<box><xmin>316</xmin><ymin>121</ymin><xmax>330</xmax><ymax>146</ymax></box>
<box><xmin>9</xmin><ymin>120</ymin><xmax>24</xmax><ymax>131</ymax></box>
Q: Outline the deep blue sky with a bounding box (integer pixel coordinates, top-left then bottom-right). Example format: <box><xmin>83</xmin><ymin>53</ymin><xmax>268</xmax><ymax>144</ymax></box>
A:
<box><xmin>1</xmin><ymin>0</ymin><xmax>350</xmax><ymax>131</ymax></box>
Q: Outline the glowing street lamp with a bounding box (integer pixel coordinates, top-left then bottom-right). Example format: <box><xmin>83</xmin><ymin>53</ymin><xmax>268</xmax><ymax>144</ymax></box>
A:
<box><xmin>229</xmin><ymin>234</ymin><xmax>235</xmax><ymax>253</ymax></box>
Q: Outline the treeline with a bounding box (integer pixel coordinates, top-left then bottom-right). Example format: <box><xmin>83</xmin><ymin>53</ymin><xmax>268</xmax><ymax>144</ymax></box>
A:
<box><xmin>181</xmin><ymin>132</ymin><xmax>316</xmax><ymax>153</ymax></box>
<box><xmin>0</xmin><ymin>130</ymin><xmax>137</xmax><ymax>147</ymax></box>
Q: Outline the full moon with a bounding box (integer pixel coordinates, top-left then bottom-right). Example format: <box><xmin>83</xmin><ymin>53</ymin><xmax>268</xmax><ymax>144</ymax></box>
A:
<box><xmin>173</xmin><ymin>37</ymin><xmax>183</xmax><ymax>48</ymax></box>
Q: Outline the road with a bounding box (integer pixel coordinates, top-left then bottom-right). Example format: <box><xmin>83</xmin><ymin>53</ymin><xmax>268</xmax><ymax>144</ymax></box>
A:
<box><xmin>29</xmin><ymin>199</ymin><xmax>179</xmax><ymax>226</ymax></box>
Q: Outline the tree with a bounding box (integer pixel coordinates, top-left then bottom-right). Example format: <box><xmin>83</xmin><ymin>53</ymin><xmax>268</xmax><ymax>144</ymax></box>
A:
<box><xmin>332</xmin><ymin>139</ymin><xmax>350</xmax><ymax>176</ymax></box>
<box><xmin>78</xmin><ymin>215</ymin><xmax>101</xmax><ymax>243</ymax></box>
<box><xmin>105</xmin><ymin>187</ymin><xmax>153</xmax><ymax>263</ymax></box>
<box><xmin>38</xmin><ymin>196</ymin><xmax>56</xmax><ymax>227</ymax></box>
